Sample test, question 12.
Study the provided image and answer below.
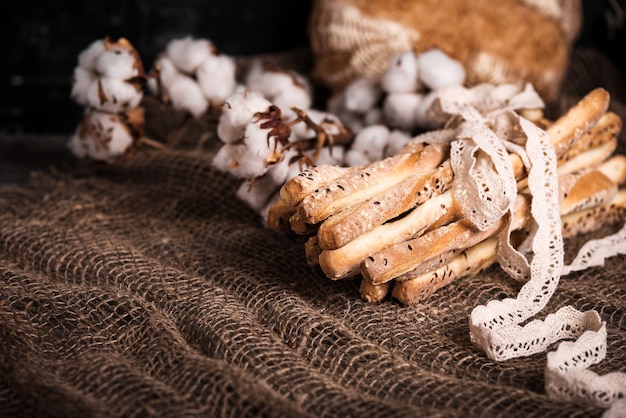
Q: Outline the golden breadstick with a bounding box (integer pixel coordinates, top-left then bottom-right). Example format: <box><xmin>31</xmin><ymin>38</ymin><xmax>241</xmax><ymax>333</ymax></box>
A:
<box><xmin>517</xmin><ymin>137</ymin><xmax>618</xmax><ymax>191</ymax></box>
<box><xmin>363</xmin><ymin>194</ymin><xmax>531</xmax><ymax>284</ymax></box>
<box><xmin>280</xmin><ymin>164</ymin><xmax>357</xmax><ymax>207</ymax></box>
<box><xmin>304</xmin><ymin>235</ymin><xmax>322</xmax><ymax>267</ymax></box>
<box><xmin>317</xmin><ymin>160</ymin><xmax>453</xmax><ymax>250</ymax></box>
<box><xmin>289</xmin><ymin>211</ymin><xmax>318</xmax><ymax>235</ymax></box>
<box><xmin>266</xmin><ymin>200</ymin><xmax>298</xmax><ymax>231</ymax></box>
<box><xmin>392</xmin><ymin>188</ymin><xmax>626</xmax><ymax>306</ymax></box>
<box><xmin>298</xmin><ymin>145</ymin><xmax>447</xmax><ymax>224</ymax></box>
<box><xmin>318</xmin><ymin>191</ymin><xmax>455</xmax><ymax>279</ymax></box>
<box><xmin>391</xmin><ymin>236</ymin><xmax>499</xmax><ymax>306</ymax></box>
<box><xmin>558</xmin><ymin>111</ymin><xmax>622</xmax><ymax>164</ymax></box>
<box><xmin>561</xmin><ymin>189</ymin><xmax>626</xmax><ymax>237</ymax></box>
<box><xmin>359</xmin><ymin>280</ymin><xmax>392</xmax><ymax>303</ymax></box>
<box><xmin>546</xmin><ymin>87</ymin><xmax>610</xmax><ymax>158</ymax></box>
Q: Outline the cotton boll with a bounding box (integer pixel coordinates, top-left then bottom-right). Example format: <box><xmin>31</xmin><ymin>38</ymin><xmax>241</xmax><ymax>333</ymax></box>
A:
<box><xmin>78</xmin><ymin>39</ymin><xmax>106</xmax><ymax>70</ymax></box>
<box><xmin>166</xmin><ymin>36</ymin><xmax>213</xmax><ymax>74</ymax></box>
<box><xmin>212</xmin><ymin>143</ymin><xmax>268</xmax><ymax>179</ymax></box>
<box><xmin>384</xmin><ymin>130</ymin><xmax>412</xmax><ymax>157</ymax></box>
<box><xmin>166</xmin><ymin>75</ymin><xmax>208</xmax><ymax>118</ymax></box>
<box><xmin>69</xmin><ymin>111</ymin><xmax>134</xmax><ymax>161</ymax></box>
<box><xmin>152</xmin><ymin>56</ymin><xmax>181</xmax><ymax>92</ymax></box>
<box><xmin>71</xmin><ymin>66</ymin><xmax>96</xmax><ymax>106</ymax></box>
<box><xmin>217</xmin><ymin>90</ymin><xmax>273</xmax><ymax>143</ymax></box>
<box><xmin>343</xmin><ymin>77</ymin><xmax>382</xmax><ymax>114</ymax></box>
<box><xmin>236</xmin><ymin>175</ymin><xmax>277</xmax><ymax>212</ymax></box>
<box><xmin>267</xmin><ymin>147</ymin><xmax>301</xmax><ymax>185</ymax></box>
<box><xmin>272</xmin><ymin>87</ymin><xmax>312</xmax><ymax>120</ymax></box>
<box><xmin>363</xmin><ymin>107</ymin><xmax>384</xmax><ymax>126</ymax></box>
<box><xmin>414</xmin><ymin>90</ymin><xmax>443</xmax><ymax>129</ymax></box>
<box><xmin>308</xmin><ymin>145</ymin><xmax>345</xmax><ymax>166</ymax></box>
<box><xmin>246</xmin><ymin>63</ymin><xmax>312</xmax><ymax>106</ymax></box>
<box><xmin>196</xmin><ymin>53</ymin><xmax>237</xmax><ymax>103</ymax></box>
<box><xmin>417</xmin><ymin>49</ymin><xmax>466</xmax><ymax>91</ymax></box>
<box><xmin>383</xmin><ymin>92</ymin><xmax>423</xmax><ymax>131</ymax></box>
<box><xmin>380</xmin><ymin>51</ymin><xmax>420</xmax><ymax>93</ymax></box>
<box><xmin>350</xmin><ymin>124</ymin><xmax>389</xmax><ymax>161</ymax></box>
<box><xmin>86</xmin><ymin>78</ymin><xmax>143</xmax><ymax>113</ymax></box>
<box><xmin>288</xmin><ymin>108</ymin><xmax>342</xmax><ymax>142</ymax></box>
<box><xmin>94</xmin><ymin>48</ymin><xmax>139</xmax><ymax>80</ymax></box>
<box><xmin>242</xmin><ymin>121</ymin><xmax>276</xmax><ymax>161</ymax></box>
<box><xmin>345</xmin><ymin>149</ymin><xmax>371</xmax><ymax>167</ymax></box>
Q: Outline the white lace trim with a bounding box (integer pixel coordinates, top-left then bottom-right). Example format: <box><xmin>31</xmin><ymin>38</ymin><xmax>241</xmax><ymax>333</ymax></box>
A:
<box><xmin>434</xmin><ymin>83</ymin><xmax>626</xmax><ymax>416</ymax></box>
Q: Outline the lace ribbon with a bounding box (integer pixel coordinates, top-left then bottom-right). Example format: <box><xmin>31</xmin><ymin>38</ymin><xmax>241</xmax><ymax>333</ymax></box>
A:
<box><xmin>434</xmin><ymin>84</ymin><xmax>626</xmax><ymax>416</ymax></box>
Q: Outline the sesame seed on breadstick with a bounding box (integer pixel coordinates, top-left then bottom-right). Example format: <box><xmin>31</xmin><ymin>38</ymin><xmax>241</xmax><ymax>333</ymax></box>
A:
<box><xmin>280</xmin><ymin>164</ymin><xmax>358</xmax><ymax>207</ymax></box>
<box><xmin>298</xmin><ymin>145</ymin><xmax>446</xmax><ymax>224</ymax></box>
<box><xmin>546</xmin><ymin>87</ymin><xmax>610</xmax><ymax>158</ymax></box>
<box><xmin>318</xmin><ymin>191</ymin><xmax>455</xmax><ymax>279</ymax></box>
<box><xmin>558</xmin><ymin>111</ymin><xmax>622</xmax><ymax>165</ymax></box>
<box><xmin>392</xmin><ymin>187</ymin><xmax>626</xmax><ymax>306</ymax></box>
<box><xmin>317</xmin><ymin>159</ymin><xmax>453</xmax><ymax>250</ymax></box>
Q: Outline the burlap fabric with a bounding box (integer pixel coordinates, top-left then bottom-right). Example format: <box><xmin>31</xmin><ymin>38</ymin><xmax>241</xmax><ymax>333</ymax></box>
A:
<box><xmin>1</xmin><ymin>48</ymin><xmax>625</xmax><ymax>418</ymax></box>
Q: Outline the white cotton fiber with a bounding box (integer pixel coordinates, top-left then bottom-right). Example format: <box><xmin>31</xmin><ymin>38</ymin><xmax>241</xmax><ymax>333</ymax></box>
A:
<box><xmin>78</xmin><ymin>39</ymin><xmax>106</xmax><ymax>70</ymax></box>
<box><xmin>236</xmin><ymin>175</ymin><xmax>277</xmax><ymax>212</ymax></box>
<box><xmin>86</xmin><ymin>78</ymin><xmax>143</xmax><ymax>113</ymax></box>
<box><xmin>350</xmin><ymin>124</ymin><xmax>389</xmax><ymax>161</ymax></box>
<box><xmin>380</xmin><ymin>51</ymin><xmax>420</xmax><ymax>93</ymax></box>
<box><xmin>309</xmin><ymin>145</ymin><xmax>345</xmax><ymax>166</ymax></box>
<box><xmin>94</xmin><ymin>48</ymin><xmax>139</xmax><ymax>80</ymax></box>
<box><xmin>344</xmin><ymin>149</ymin><xmax>371</xmax><ymax>167</ymax></box>
<box><xmin>70</xmin><ymin>66</ymin><xmax>96</xmax><ymax>106</ymax></box>
<box><xmin>196</xmin><ymin>53</ymin><xmax>237</xmax><ymax>103</ymax></box>
<box><xmin>166</xmin><ymin>36</ymin><xmax>213</xmax><ymax>74</ymax></box>
<box><xmin>343</xmin><ymin>77</ymin><xmax>382</xmax><ymax>114</ymax></box>
<box><xmin>414</xmin><ymin>90</ymin><xmax>442</xmax><ymax>129</ymax></box>
<box><xmin>384</xmin><ymin>130</ymin><xmax>412</xmax><ymax>157</ymax></box>
<box><xmin>417</xmin><ymin>49</ymin><xmax>466</xmax><ymax>91</ymax></box>
<box><xmin>68</xmin><ymin>111</ymin><xmax>134</xmax><ymax>161</ymax></box>
<box><xmin>217</xmin><ymin>91</ymin><xmax>272</xmax><ymax>143</ymax></box>
<box><xmin>167</xmin><ymin>75</ymin><xmax>208</xmax><ymax>118</ymax></box>
<box><xmin>383</xmin><ymin>92</ymin><xmax>423</xmax><ymax>131</ymax></box>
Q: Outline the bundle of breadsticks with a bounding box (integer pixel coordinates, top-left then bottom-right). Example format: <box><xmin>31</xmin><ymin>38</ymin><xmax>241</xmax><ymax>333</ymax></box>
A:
<box><xmin>267</xmin><ymin>85</ymin><xmax>626</xmax><ymax>305</ymax></box>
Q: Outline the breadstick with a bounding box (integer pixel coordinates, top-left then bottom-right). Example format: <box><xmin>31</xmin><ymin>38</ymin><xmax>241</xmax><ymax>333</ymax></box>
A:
<box><xmin>289</xmin><ymin>211</ymin><xmax>318</xmax><ymax>235</ymax></box>
<box><xmin>362</xmin><ymin>194</ymin><xmax>531</xmax><ymax>284</ymax></box>
<box><xmin>317</xmin><ymin>160</ymin><xmax>454</xmax><ymax>250</ymax></box>
<box><xmin>561</xmin><ymin>189</ymin><xmax>626</xmax><ymax>237</ymax></box>
<box><xmin>304</xmin><ymin>235</ymin><xmax>322</xmax><ymax>267</ymax></box>
<box><xmin>359</xmin><ymin>280</ymin><xmax>392</xmax><ymax>303</ymax></box>
<box><xmin>392</xmin><ymin>188</ymin><xmax>626</xmax><ymax>306</ymax></box>
<box><xmin>558</xmin><ymin>111</ymin><xmax>622</xmax><ymax>164</ymax></box>
<box><xmin>280</xmin><ymin>164</ymin><xmax>357</xmax><ymax>207</ymax></box>
<box><xmin>517</xmin><ymin>136</ymin><xmax>618</xmax><ymax>191</ymax></box>
<box><xmin>546</xmin><ymin>88</ymin><xmax>610</xmax><ymax>158</ymax></box>
<box><xmin>391</xmin><ymin>236</ymin><xmax>499</xmax><ymax>306</ymax></box>
<box><xmin>266</xmin><ymin>200</ymin><xmax>298</xmax><ymax>231</ymax></box>
<box><xmin>298</xmin><ymin>145</ymin><xmax>447</xmax><ymax>224</ymax></box>
<box><xmin>318</xmin><ymin>191</ymin><xmax>455</xmax><ymax>279</ymax></box>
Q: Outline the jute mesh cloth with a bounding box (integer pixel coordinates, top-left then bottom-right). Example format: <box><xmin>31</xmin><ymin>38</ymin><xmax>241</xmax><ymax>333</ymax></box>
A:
<box><xmin>1</xmin><ymin>48</ymin><xmax>625</xmax><ymax>418</ymax></box>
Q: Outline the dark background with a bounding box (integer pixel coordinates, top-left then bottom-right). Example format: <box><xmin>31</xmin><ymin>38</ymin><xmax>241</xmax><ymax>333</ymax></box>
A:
<box><xmin>0</xmin><ymin>1</ymin><xmax>623</xmax><ymax>136</ymax></box>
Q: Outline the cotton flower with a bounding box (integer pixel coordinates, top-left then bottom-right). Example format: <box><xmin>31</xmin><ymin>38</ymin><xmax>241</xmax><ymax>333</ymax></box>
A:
<box><xmin>383</xmin><ymin>92</ymin><xmax>423</xmax><ymax>131</ymax></box>
<box><xmin>416</xmin><ymin>49</ymin><xmax>466</xmax><ymax>91</ymax></box>
<box><xmin>70</xmin><ymin>37</ymin><xmax>145</xmax><ymax>114</ymax></box>
<box><xmin>380</xmin><ymin>51</ymin><xmax>420</xmax><ymax>93</ymax></box>
<box><xmin>68</xmin><ymin>110</ymin><xmax>136</xmax><ymax>161</ymax></box>
<box><xmin>217</xmin><ymin>90</ymin><xmax>273</xmax><ymax>144</ymax></box>
<box><xmin>349</xmin><ymin>124</ymin><xmax>390</xmax><ymax>162</ymax></box>
<box><xmin>165</xmin><ymin>36</ymin><xmax>214</xmax><ymax>74</ymax></box>
<box><xmin>245</xmin><ymin>62</ymin><xmax>312</xmax><ymax>119</ymax></box>
<box><xmin>384</xmin><ymin>130</ymin><xmax>412</xmax><ymax>157</ymax></box>
<box><xmin>165</xmin><ymin>74</ymin><xmax>209</xmax><ymax>118</ymax></box>
<box><xmin>196</xmin><ymin>53</ymin><xmax>237</xmax><ymax>104</ymax></box>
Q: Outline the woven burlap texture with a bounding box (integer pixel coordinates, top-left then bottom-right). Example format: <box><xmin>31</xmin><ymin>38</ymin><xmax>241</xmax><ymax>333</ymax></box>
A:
<box><xmin>0</xmin><ymin>48</ymin><xmax>625</xmax><ymax>417</ymax></box>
